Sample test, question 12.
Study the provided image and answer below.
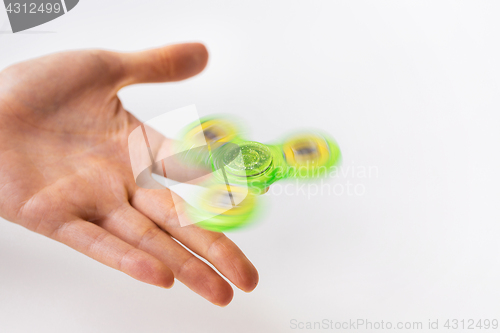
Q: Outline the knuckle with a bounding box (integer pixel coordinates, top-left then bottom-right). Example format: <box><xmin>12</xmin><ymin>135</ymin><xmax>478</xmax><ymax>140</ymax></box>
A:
<box><xmin>176</xmin><ymin>255</ymin><xmax>198</xmax><ymax>277</ymax></box>
<box><xmin>117</xmin><ymin>248</ymin><xmax>135</xmax><ymax>272</ymax></box>
<box><xmin>154</xmin><ymin>49</ymin><xmax>174</xmax><ymax>78</ymax></box>
<box><xmin>136</xmin><ymin>226</ymin><xmax>162</xmax><ymax>249</ymax></box>
<box><xmin>207</xmin><ymin>234</ymin><xmax>232</xmax><ymax>260</ymax></box>
<box><xmin>87</xmin><ymin>230</ymin><xmax>111</xmax><ymax>254</ymax></box>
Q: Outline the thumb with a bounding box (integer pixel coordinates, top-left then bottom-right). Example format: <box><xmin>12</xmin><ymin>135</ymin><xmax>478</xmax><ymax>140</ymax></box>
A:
<box><xmin>118</xmin><ymin>43</ymin><xmax>209</xmax><ymax>86</ymax></box>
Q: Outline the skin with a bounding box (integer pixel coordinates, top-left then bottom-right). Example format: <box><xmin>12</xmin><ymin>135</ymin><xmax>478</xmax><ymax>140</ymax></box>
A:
<box><xmin>0</xmin><ymin>43</ymin><xmax>259</xmax><ymax>306</ymax></box>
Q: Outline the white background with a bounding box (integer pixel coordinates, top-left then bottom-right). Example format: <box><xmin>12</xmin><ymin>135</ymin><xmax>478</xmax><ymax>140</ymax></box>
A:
<box><xmin>1</xmin><ymin>1</ymin><xmax>500</xmax><ymax>332</ymax></box>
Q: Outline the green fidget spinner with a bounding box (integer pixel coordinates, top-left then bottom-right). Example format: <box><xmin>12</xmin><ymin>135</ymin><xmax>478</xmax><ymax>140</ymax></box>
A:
<box><xmin>177</xmin><ymin>116</ymin><xmax>341</xmax><ymax>232</ymax></box>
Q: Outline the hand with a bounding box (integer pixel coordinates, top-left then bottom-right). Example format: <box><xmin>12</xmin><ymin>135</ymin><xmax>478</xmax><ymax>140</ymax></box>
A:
<box><xmin>0</xmin><ymin>43</ymin><xmax>259</xmax><ymax>306</ymax></box>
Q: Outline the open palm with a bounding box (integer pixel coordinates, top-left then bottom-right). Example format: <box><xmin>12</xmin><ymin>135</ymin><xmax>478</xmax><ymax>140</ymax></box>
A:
<box><xmin>0</xmin><ymin>43</ymin><xmax>258</xmax><ymax>306</ymax></box>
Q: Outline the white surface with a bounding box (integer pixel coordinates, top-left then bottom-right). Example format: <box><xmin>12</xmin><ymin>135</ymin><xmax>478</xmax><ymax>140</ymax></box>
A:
<box><xmin>1</xmin><ymin>1</ymin><xmax>500</xmax><ymax>332</ymax></box>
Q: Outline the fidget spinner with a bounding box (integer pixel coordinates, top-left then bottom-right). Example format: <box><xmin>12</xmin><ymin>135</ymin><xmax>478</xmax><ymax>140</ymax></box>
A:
<box><xmin>177</xmin><ymin>116</ymin><xmax>341</xmax><ymax>232</ymax></box>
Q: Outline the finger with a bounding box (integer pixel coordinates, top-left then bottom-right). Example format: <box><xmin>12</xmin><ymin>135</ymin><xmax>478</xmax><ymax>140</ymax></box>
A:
<box><xmin>131</xmin><ymin>188</ymin><xmax>259</xmax><ymax>292</ymax></box>
<box><xmin>50</xmin><ymin>219</ymin><xmax>174</xmax><ymax>288</ymax></box>
<box><xmin>164</xmin><ymin>225</ymin><xmax>259</xmax><ymax>292</ymax></box>
<box><xmin>100</xmin><ymin>204</ymin><xmax>234</xmax><ymax>306</ymax></box>
<box><xmin>118</xmin><ymin>43</ymin><xmax>208</xmax><ymax>86</ymax></box>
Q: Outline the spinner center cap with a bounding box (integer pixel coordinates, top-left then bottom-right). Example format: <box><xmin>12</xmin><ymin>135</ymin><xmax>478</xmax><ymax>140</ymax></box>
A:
<box><xmin>222</xmin><ymin>141</ymin><xmax>272</xmax><ymax>177</ymax></box>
